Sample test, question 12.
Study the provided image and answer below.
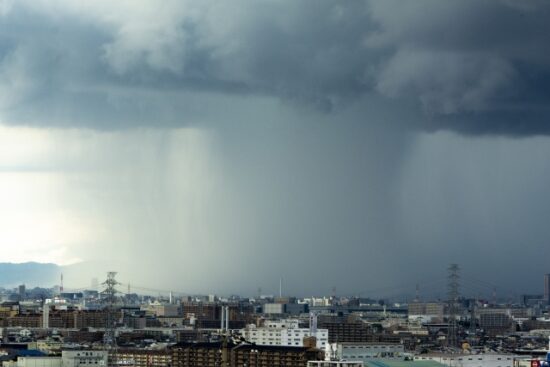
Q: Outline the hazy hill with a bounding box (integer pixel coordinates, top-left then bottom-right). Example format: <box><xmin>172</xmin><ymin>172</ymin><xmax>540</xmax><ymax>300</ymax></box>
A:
<box><xmin>0</xmin><ymin>262</ymin><xmax>60</xmax><ymax>288</ymax></box>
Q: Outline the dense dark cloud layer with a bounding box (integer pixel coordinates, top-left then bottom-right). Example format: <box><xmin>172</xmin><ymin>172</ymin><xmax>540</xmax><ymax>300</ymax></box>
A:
<box><xmin>0</xmin><ymin>0</ymin><xmax>549</xmax><ymax>134</ymax></box>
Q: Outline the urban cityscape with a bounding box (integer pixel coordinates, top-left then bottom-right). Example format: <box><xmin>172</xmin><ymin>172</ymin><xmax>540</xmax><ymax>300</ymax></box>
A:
<box><xmin>2</xmin><ymin>1</ymin><xmax>550</xmax><ymax>367</ymax></box>
<box><xmin>0</xmin><ymin>267</ymin><xmax>547</xmax><ymax>367</ymax></box>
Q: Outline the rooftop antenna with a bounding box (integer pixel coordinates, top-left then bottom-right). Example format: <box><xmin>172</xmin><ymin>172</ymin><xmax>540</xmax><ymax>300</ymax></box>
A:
<box><xmin>415</xmin><ymin>283</ymin><xmax>420</xmax><ymax>302</ymax></box>
<box><xmin>60</xmin><ymin>273</ymin><xmax>64</xmax><ymax>293</ymax></box>
<box><xmin>279</xmin><ymin>277</ymin><xmax>282</xmax><ymax>298</ymax></box>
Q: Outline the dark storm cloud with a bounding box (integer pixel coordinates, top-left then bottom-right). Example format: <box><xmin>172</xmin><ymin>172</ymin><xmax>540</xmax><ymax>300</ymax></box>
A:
<box><xmin>2</xmin><ymin>1</ymin><xmax>550</xmax><ymax>297</ymax></box>
<box><xmin>368</xmin><ymin>1</ymin><xmax>550</xmax><ymax>135</ymax></box>
<box><xmin>0</xmin><ymin>0</ymin><xmax>549</xmax><ymax>134</ymax></box>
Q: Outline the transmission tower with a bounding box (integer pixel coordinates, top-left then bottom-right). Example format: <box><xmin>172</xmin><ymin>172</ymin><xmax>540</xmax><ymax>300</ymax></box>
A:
<box><xmin>101</xmin><ymin>272</ymin><xmax>119</xmax><ymax>350</ymax></box>
<box><xmin>469</xmin><ymin>299</ymin><xmax>476</xmax><ymax>335</ymax></box>
<box><xmin>447</xmin><ymin>264</ymin><xmax>460</xmax><ymax>348</ymax></box>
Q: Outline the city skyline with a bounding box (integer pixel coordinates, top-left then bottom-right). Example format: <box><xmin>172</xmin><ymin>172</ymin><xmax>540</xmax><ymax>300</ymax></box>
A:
<box><xmin>0</xmin><ymin>263</ymin><xmax>548</xmax><ymax>303</ymax></box>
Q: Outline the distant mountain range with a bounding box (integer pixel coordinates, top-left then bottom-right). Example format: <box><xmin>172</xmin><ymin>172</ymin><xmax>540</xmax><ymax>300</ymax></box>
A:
<box><xmin>0</xmin><ymin>262</ymin><xmax>61</xmax><ymax>288</ymax></box>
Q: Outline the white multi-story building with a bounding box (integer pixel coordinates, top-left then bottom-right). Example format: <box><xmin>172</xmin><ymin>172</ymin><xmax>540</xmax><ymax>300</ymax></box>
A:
<box><xmin>13</xmin><ymin>351</ymin><xmax>107</xmax><ymax>367</ymax></box>
<box><xmin>240</xmin><ymin>320</ymin><xmax>328</xmax><ymax>349</ymax></box>
<box><xmin>326</xmin><ymin>342</ymin><xmax>404</xmax><ymax>362</ymax></box>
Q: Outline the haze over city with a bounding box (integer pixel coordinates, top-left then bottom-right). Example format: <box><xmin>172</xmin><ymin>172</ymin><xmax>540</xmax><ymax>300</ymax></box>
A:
<box><xmin>1</xmin><ymin>0</ymin><xmax>550</xmax><ymax>297</ymax></box>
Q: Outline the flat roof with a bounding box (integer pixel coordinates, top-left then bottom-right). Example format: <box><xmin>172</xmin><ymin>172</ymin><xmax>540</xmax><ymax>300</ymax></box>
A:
<box><xmin>365</xmin><ymin>360</ymin><xmax>445</xmax><ymax>367</ymax></box>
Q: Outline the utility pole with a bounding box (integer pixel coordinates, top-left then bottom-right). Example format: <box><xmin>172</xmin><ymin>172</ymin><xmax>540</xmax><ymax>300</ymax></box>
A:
<box><xmin>447</xmin><ymin>264</ymin><xmax>460</xmax><ymax>348</ymax></box>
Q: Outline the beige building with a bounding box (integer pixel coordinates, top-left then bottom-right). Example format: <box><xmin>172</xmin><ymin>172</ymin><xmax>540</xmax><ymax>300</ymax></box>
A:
<box><xmin>144</xmin><ymin>304</ymin><xmax>181</xmax><ymax>317</ymax></box>
<box><xmin>28</xmin><ymin>340</ymin><xmax>63</xmax><ymax>355</ymax></box>
<box><xmin>408</xmin><ymin>302</ymin><xmax>445</xmax><ymax>322</ymax></box>
<box><xmin>113</xmin><ymin>349</ymin><xmax>172</xmax><ymax>367</ymax></box>
<box><xmin>16</xmin><ymin>358</ymin><xmax>61</xmax><ymax>367</ymax></box>
<box><xmin>61</xmin><ymin>351</ymin><xmax>108</xmax><ymax>367</ymax></box>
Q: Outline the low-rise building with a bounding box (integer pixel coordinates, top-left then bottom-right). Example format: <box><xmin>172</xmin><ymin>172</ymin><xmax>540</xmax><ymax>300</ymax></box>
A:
<box><xmin>61</xmin><ymin>350</ymin><xmax>108</xmax><ymax>367</ymax></box>
<box><xmin>263</xmin><ymin>304</ymin><xmax>285</xmax><ymax>315</ymax></box>
<box><xmin>16</xmin><ymin>357</ymin><xmax>61</xmax><ymax>367</ymax></box>
<box><xmin>307</xmin><ymin>362</ymin><xmax>363</xmax><ymax>367</ymax></box>
<box><xmin>414</xmin><ymin>353</ymin><xmax>518</xmax><ymax>367</ymax></box>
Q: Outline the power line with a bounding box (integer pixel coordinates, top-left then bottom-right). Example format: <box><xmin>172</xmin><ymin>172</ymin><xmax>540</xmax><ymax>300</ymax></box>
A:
<box><xmin>63</xmin><ymin>282</ymin><xmax>189</xmax><ymax>297</ymax></box>
<box><xmin>355</xmin><ymin>277</ymin><xmax>447</xmax><ymax>297</ymax></box>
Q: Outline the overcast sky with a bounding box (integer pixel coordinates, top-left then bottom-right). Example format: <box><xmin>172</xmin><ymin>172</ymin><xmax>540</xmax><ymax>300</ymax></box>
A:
<box><xmin>1</xmin><ymin>0</ymin><xmax>550</xmax><ymax>298</ymax></box>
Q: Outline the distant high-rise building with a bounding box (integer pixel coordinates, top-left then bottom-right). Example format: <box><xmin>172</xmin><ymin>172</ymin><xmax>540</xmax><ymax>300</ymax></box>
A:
<box><xmin>545</xmin><ymin>274</ymin><xmax>550</xmax><ymax>304</ymax></box>
<box><xmin>91</xmin><ymin>278</ymin><xmax>99</xmax><ymax>291</ymax></box>
<box><xmin>43</xmin><ymin>303</ymin><xmax>50</xmax><ymax>329</ymax></box>
<box><xmin>18</xmin><ymin>284</ymin><xmax>26</xmax><ymax>298</ymax></box>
